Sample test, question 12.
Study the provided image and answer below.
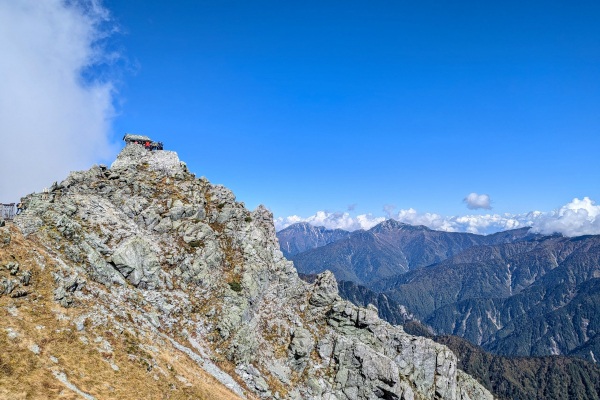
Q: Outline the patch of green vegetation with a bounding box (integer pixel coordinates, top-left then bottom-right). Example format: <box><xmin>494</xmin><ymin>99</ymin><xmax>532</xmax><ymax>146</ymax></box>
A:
<box><xmin>244</xmin><ymin>216</ymin><xmax>252</xmax><ymax>223</ymax></box>
<box><xmin>228</xmin><ymin>280</ymin><xmax>242</xmax><ymax>292</ymax></box>
<box><xmin>188</xmin><ymin>240</ymin><xmax>202</xmax><ymax>248</ymax></box>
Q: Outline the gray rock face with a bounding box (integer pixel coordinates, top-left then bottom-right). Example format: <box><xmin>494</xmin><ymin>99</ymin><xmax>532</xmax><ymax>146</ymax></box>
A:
<box><xmin>0</xmin><ymin>227</ymin><xmax>10</xmax><ymax>246</ymax></box>
<box><xmin>110</xmin><ymin>144</ymin><xmax>185</xmax><ymax>177</ymax></box>
<box><xmin>111</xmin><ymin>235</ymin><xmax>160</xmax><ymax>288</ymax></box>
<box><xmin>12</xmin><ymin>147</ymin><xmax>492</xmax><ymax>400</ymax></box>
<box><xmin>53</xmin><ymin>275</ymin><xmax>86</xmax><ymax>307</ymax></box>
<box><xmin>289</xmin><ymin>327</ymin><xmax>314</xmax><ymax>371</ymax></box>
<box><xmin>1</xmin><ymin>259</ymin><xmax>32</xmax><ymax>299</ymax></box>
<box><xmin>310</xmin><ymin>270</ymin><xmax>340</xmax><ymax>307</ymax></box>
<box><xmin>314</xmin><ymin>297</ymin><xmax>492</xmax><ymax>400</ymax></box>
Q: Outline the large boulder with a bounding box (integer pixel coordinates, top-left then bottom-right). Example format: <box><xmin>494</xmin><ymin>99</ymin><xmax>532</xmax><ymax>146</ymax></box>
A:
<box><xmin>110</xmin><ymin>235</ymin><xmax>161</xmax><ymax>289</ymax></box>
<box><xmin>309</xmin><ymin>270</ymin><xmax>340</xmax><ymax>307</ymax></box>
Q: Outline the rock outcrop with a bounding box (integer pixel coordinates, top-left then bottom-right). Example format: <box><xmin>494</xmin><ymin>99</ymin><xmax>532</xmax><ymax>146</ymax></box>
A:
<box><xmin>8</xmin><ymin>145</ymin><xmax>492</xmax><ymax>399</ymax></box>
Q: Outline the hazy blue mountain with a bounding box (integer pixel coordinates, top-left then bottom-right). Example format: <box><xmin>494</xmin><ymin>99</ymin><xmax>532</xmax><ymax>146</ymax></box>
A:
<box><xmin>377</xmin><ymin>235</ymin><xmax>600</xmax><ymax>361</ymax></box>
<box><xmin>436</xmin><ymin>335</ymin><xmax>600</xmax><ymax>400</ymax></box>
<box><xmin>276</xmin><ymin>222</ymin><xmax>352</xmax><ymax>257</ymax></box>
<box><xmin>287</xmin><ymin>219</ymin><xmax>534</xmax><ymax>286</ymax></box>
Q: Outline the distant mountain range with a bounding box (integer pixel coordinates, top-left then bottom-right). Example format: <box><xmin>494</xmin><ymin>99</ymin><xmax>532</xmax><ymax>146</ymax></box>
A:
<box><xmin>277</xmin><ymin>222</ymin><xmax>352</xmax><ymax>257</ymax></box>
<box><xmin>377</xmin><ymin>234</ymin><xmax>600</xmax><ymax>362</ymax></box>
<box><xmin>277</xmin><ymin>221</ymin><xmax>600</xmax><ymax>364</ymax></box>
<box><xmin>436</xmin><ymin>334</ymin><xmax>600</xmax><ymax>400</ymax></box>
<box><xmin>284</xmin><ymin>219</ymin><xmax>536</xmax><ymax>286</ymax></box>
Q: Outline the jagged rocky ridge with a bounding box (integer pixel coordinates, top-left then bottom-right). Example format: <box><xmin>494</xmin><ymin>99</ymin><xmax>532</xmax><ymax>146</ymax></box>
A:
<box><xmin>5</xmin><ymin>145</ymin><xmax>492</xmax><ymax>400</ymax></box>
<box><xmin>329</xmin><ymin>279</ymin><xmax>600</xmax><ymax>399</ymax></box>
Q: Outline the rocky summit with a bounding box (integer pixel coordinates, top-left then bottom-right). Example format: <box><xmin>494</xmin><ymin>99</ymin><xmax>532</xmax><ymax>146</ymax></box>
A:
<box><xmin>1</xmin><ymin>145</ymin><xmax>492</xmax><ymax>399</ymax></box>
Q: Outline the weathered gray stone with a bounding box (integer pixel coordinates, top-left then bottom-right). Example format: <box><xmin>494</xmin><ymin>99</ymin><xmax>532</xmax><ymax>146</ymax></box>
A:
<box><xmin>0</xmin><ymin>226</ymin><xmax>9</xmax><ymax>245</ymax></box>
<box><xmin>289</xmin><ymin>327</ymin><xmax>314</xmax><ymax>371</ymax></box>
<box><xmin>307</xmin><ymin>377</ymin><xmax>324</xmax><ymax>396</ymax></box>
<box><xmin>111</xmin><ymin>236</ymin><xmax>160</xmax><ymax>288</ymax></box>
<box><xmin>309</xmin><ymin>271</ymin><xmax>340</xmax><ymax>307</ymax></box>
<box><xmin>169</xmin><ymin>199</ymin><xmax>186</xmax><ymax>221</ymax></box>
<box><xmin>6</xmin><ymin>262</ymin><xmax>19</xmax><ymax>275</ymax></box>
<box><xmin>254</xmin><ymin>376</ymin><xmax>269</xmax><ymax>392</ymax></box>
<box><xmin>53</xmin><ymin>275</ymin><xmax>85</xmax><ymax>307</ymax></box>
<box><xmin>0</xmin><ymin>278</ymin><xmax>17</xmax><ymax>295</ymax></box>
<box><xmin>153</xmin><ymin>217</ymin><xmax>173</xmax><ymax>233</ymax></box>
<box><xmin>20</xmin><ymin>270</ymin><xmax>32</xmax><ymax>286</ymax></box>
<box><xmin>84</xmin><ymin>243</ymin><xmax>127</xmax><ymax>286</ymax></box>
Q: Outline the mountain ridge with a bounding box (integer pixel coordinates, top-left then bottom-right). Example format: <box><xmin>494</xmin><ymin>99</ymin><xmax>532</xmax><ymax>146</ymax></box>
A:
<box><xmin>0</xmin><ymin>145</ymin><xmax>491</xmax><ymax>399</ymax></box>
<box><xmin>281</xmin><ymin>221</ymin><xmax>536</xmax><ymax>287</ymax></box>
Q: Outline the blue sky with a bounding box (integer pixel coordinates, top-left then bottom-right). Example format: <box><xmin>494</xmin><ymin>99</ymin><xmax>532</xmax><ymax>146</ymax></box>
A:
<box><xmin>1</xmin><ymin>0</ymin><xmax>599</xmax><ymax>234</ymax></box>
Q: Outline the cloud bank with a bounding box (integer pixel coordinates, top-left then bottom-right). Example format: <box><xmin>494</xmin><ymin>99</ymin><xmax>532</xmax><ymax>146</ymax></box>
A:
<box><xmin>275</xmin><ymin>197</ymin><xmax>600</xmax><ymax>237</ymax></box>
<box><xmin>464</xmin><ymin>192</ymin><xmax>492</xmax><ymax>210</ymax></box>
<box><xmin>531</xmin><ymin>197</ymin><xmax>600</xmax><ymax>237</ymax></box>
<box><xmin>275</xmin><ymin>211</ymin><xmax>385</xmax><ymax>232</ymax></box>
<box><xmin>0</xmin><ymin>0</ymin><xmax>118</xmax><ymax>202</ymax></box>
<box><xmin>275</xmin><ymin>209</ymin><xmax>531</xmax><ymax>235</ymax></box>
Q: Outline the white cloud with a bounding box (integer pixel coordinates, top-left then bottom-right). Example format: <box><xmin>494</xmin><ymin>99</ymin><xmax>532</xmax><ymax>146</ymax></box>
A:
<box><xmin>530</xmin><ymin>197</ymin><xmax>600</xmax><ymax>237</ymax></box>
<box><xmin>274</xmin><ymin>211</ymin><xmax>385</xmax><ymax>231</ymax></box>
<box><xmin>395</xmin><ymin>208</ymin><xmax>453</xmax><ymax>231</ymax></box>
<box><xmin>464</xmin><ymin>193</ymin><xmax>492</xmax><ymax>210</ymax></box>
<box><xmin>275</xmin><ymin>208</ymin><xmax>534</xmax><ymax>235</ymax></box>
<box><xmin>395</xmin><ymin>208</ymin><xmax>533</xmax><ymax>234</ymax></box>
<box><xmin>276</xmin><ymin>199</ymin><xmax>600</xmax><ymax>237</ymax></box>
<box><xmin>0</xmin><ymin>0</ymin><xmax>118</xmax><ymax>202</ymax></box>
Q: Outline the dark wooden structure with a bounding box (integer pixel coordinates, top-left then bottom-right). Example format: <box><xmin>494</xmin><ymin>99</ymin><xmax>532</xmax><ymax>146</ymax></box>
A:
<box><xmin>123</xmin><ymin>133</ymin><xmax>152</xmax><ymax>145</ymax></box>
<box><xmin>123</xmin><ymin>133</ymin><xmax>163</xmax><ymax>150</ymax></box>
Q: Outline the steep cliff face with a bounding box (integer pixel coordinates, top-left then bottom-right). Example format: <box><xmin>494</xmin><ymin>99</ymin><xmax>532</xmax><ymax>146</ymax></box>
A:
<box><xmin>2</xmin><ymin>145</ymin><xmax>492</xmax><ymax>400</ymax></box>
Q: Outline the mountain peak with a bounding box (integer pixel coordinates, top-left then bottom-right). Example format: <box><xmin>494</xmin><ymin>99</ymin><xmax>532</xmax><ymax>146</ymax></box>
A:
<box><xmin>371</xmin><ymin>218</ymin><xmax>430</xmax><ymax>232</ymax></box>
<box><xmin>277</xmin><ymin>222</ymin><xmax>352</xmax><ymax>257</ymax></box>
<box><xmin>3</xmin><ymin>147</ymin><xmax>492</xmax><ymax>399</ymax></box>
<box><xmin>111</xmin><ymin>143</ymin><xmax>187</xmax><ymax>175</ymax></box>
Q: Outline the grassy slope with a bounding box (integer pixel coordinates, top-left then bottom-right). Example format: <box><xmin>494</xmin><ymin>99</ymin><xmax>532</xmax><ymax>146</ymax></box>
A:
<box><xmin>0</xmin><ymin>224</ymin><xmax>243</xmax><ymax>400</ymax></box>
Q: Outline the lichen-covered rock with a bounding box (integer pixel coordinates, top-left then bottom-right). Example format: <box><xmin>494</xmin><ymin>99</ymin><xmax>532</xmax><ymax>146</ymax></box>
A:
<box><xmin>0</xmin><ymin>226</ymin><xmax>10</xmax><ymax>246</ymax></box>
<box><xmin>5</xmin><ymin>261</ymin><xmax>19</xmax><ymax>275</ymax></box>
<box><xmin>0</xmin><ymin>277</ymin><xmax>17</xmax><ymax>295</ymax></box>
<box><xmin>310</xmin><ymin>270</ymin><xmax>340</xmax><ymax>307</ymax></box>
<box><xmin>110</xmin><ymin>235</ymin><xmax>160</xmax><ymax>288</ymax></box>
<box><xmin>53</xmin><ymin>275</ymin><xmax>86</xmax><ymax>307</ymax></box>
<box><xmin>289</xmin><ymin>327</ymin><xmax>314</xmax><ymax>371</ymax></box>
<box><xmin>110</xmin><ymin>144</ymin><xmax>186</xmax><ymax>178</ymax></box>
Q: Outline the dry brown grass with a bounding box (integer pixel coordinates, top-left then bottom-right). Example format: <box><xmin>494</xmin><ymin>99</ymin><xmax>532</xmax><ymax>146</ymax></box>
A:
<box><xmin>0</xmin><ymin>225</ymin><xmax>244</xmax><ymax>400</ymax></box>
